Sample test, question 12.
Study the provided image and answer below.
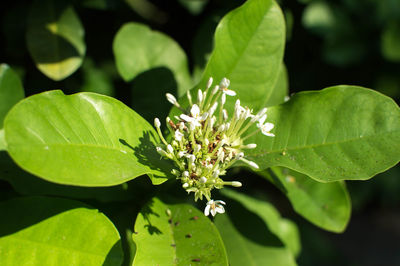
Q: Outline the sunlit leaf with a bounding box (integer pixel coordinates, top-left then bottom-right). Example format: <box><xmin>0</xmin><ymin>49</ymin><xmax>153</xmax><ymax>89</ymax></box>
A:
<box><xmin>4</xmin><ymin>90</ymin><xmax>172</xmax><ymax>186</ymax></box>
<box><xmin>0</xmin><ymin>196</ymin><xmax>123</xmax><ymax>265</ymax></box>
<box><xmin>197</xmin><ymin>0</ymin><xmax>285</xmax><ymax>111</ymax></box>
<box><xmin>132</xmin><ymin>197</ymin><xmax>228</xmax><ymax>265</ymax></box>
<box><xmin>0</xmin><ymin>64</ymin><xmax>24</xmax><ymax>128</ymax></box>
<box><xmin>26</xmin><ymin>0</ymin><xmax>86</xmax><ymax>80</ymax></box>
<box><xmin>247</xmin><ymin>85</ymin><xmax>400</xmax><ymax>182</ymax></box>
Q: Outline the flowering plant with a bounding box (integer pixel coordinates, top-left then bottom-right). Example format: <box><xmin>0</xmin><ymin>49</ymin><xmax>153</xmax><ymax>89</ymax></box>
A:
<box><xmin>0</xmin><ymin>0</ymin><xmax>399</xmax><ymax>265</ymax></box>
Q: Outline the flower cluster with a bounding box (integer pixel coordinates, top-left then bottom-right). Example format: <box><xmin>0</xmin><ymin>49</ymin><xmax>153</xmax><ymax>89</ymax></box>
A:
<box><xmin>154</xmin><ymin>77</ymin><xmax>275</xmax><ymax>216</ymax></box>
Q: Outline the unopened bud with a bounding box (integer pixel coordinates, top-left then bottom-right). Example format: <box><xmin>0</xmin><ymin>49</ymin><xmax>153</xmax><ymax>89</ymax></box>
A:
<box><xmin>221</xmin><ymin>93</ymin><xmax>226</xmax><ymax>105</ymax></box>
<box><xmin>183</xmin><ymin>171</ymin><xmax>189</xmax><ymax>177</ymax></box>
<box><xmin>156</xmin><ymin>147</ymin><xmax>167</xmax><ymax>156</ymax></box>
<box><xmin>200</xmin><ymin>176</ymin><xmax>207</xmax><ymax>183</ymax></box>
<box><xmin>167</xmin><ymin>144</ymin><xmax>174</xmax><ymax>154</ymax></box>
<box><xmin>212</xmin><ymin>85</ymin><xmax>220</xmax><ymax>95</ymax></box>
<box><xmin>166</xmin><ymin>93</ymin><xmax>179</xmax><ymax>106</ymax></box>
<box><xmin>182</xmin><ymin>183</ymin><xmax>189</xmax><ymax>188</ymax></box>
<box><xmin>206</xmin><ymin>77</ymin><xmax>213</xmax><ymax>89</ymax></box>
<box><xmin>198</xmin><ymin>89</ymin><xmax>203</xmax><ymax>103</ymax></box>
<box><xmin>154</xmin><ymin>118</ymin><xmax>161</xmax><ymax>128</ymax></box>
<box><xmin>231</xmin><ymin>181</ymin><xmax>242</xmax><ymax>187</ymax></box>
<box><xmin>209</xmin><ymin>102</ymin><xmax>218</xmax><ymax>116</ymax></box>
<box><xmin>243</xmin><ymin>143</ymin><xmax>257</xmax><ymax>149</ymax></box>
<box><xmin>220</xmin><ymin>77</ymin><xmax>230</xmax><ymax>88</ymax></box>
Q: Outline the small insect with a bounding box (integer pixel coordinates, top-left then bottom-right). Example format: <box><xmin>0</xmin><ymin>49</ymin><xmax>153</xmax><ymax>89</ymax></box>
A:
<box><xmin>185</xmin><ymin>234</ymin><xmax>192</xmax><ymax>238</ymax></box>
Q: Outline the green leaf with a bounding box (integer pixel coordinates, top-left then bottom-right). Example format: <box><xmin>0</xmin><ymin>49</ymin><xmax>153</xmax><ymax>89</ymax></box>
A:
<box><xmin>197</xmin><ymin>0</ymin><xmax>285</xmax><ymax>111</ymax></box>
<box><xmin>0</xmin><ymin>64</ymin><xmax>25</xmax><ymax>128</ymax></box>
<box><xmin>220</xmin><ymin>189</ymin><xmax>300</xmax><ymax>257</ymax></box>
<box><xmin>132</xmin><ymin>197</ymin><xmax>228</xmax><ymax>265</ymax></box>
<box><xmin>113</xmin><ymin>22</ymin><xmax>192</xmax><ymax>96</ymax></box>
<box><xmin>4</xmin><ymin>90</ymin><xmax>173</xmax><ymax>186</ymax></box>
<box><xmin>0</xmin><ymin>196</ymin><xmax>123</xmax><ymax>265</ymax></box>
<box><xmin>214</xmin><ymin>190</ymin><xmax>298</xmax><ymax>266</ymax></box>
<box><xmin>262</xmin><ymin>167</ymin><xmax>351</xmax><ymax>232</ymax></box>
<box><xmin>0</xmin><ymin>129</ymin><xmax>5</xmax><ymax>150</ymax></box>
<box><xmin>26</xmin><ymin>0</ymin><xmax>86</xmax><ymax>81</ymax></box>
<box><xmin>264</xmin><ymin>63</ymin><xmax>289</xmax><ymax>107</ymax></box>
<box><xmin>247</xmin><ymin>85</ymin><xmax>400</xmax><ymax>182</ymax></box>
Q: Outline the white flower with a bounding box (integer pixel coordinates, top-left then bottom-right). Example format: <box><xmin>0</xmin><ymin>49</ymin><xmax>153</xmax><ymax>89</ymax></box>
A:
<box><xmin>175</xmin><ymin>130</ymin><xmax>184</xmax><ymax>141</ymax></box>
<box><xmin>220</xmin><ymin>78</ymin><xmax>236</xmax><ymax>96</ymax></box>
<box><xmin>180</xmin><ymin>104</ymin><xmax>208</xmax><ymax>128</ymax></box>
<box><xmin>257</xmin><ymin>115</ymin><xmax>275</xmax><ymax>137</ymax></box>
<box><xmin>204</xmin><ymin>199</ymin><xmax>226</xmax><ymax>216</ymax></box>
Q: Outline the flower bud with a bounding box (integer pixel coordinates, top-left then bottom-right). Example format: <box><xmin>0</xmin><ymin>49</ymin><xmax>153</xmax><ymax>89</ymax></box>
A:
<box><xmin>166</xmin><ymin>93</ymin><xmax>179</xmax><ymax>106</ymax></box>
<box><xmin>167</xmin><ymin>144</ymin><xmax>174</xmax><ymax>154</ymax></box>
<box><xmin>231</xmin><ymin>181</ymin><xmax>242</xmax><ymax>187</ymax></box>
<box><xmin>182</xmin><ymin>183</ymin><xmax>189</xmax><ymax>188</ymax></box>
<box><xmin>220</xmin><ymin>77</ymin><xmax>230</xmax><ymax>88</ymax></box>
<box><xmin>207</xmin><ymin>77</ymin><xmax>213</xmax><ymax>89</ymax></box>
<box><xmin>154</xmin><ymin>118</ymin><xmax>161</xmax><ymax>128</ymax></box>
<box><xmin>200</xmin><ymin>176</ymin><xmax>207</xmax><ymax>183</ymax></box>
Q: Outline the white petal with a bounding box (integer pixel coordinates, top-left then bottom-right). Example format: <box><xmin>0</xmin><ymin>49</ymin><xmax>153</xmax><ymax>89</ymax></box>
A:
<box><xmin>215</xmin><ymin>200</ymin><xmax>226</xmax><ymax>205</ymax></box>
<box><xmin>204</xmin><ymin>204</ymin><xmax>211</xmax><ymax>216</ymax></box>
<box><xmin>216</xmin><ymin>206</ymin><xmax>225</xmax><ymax>214</ymax></box>
<box><xmin>263</xmin><ymin>122</ymin><xmax>274</xmax><ymax>131</ymax></box>
<box><xmin>224</xmin><ymin>89</ymin><xmax>236</xmax><ymax>96</ymax></box>
<box><xmin>200</xmin><ymin>112</ymin><xmax>209</xmax><ymax>121</ymax></box>
<box><xmin>180</xmin><ymin>114</ymin><xmax>194</xmax><ymax>122</ymax></box>
<box><xmin>210</xmin><ymin>208</ymin><xmax>217</xmax><ymax>216</ymax></box>
<box><xmin>258</xmin><ymin>114</ymin><xmax>267</xmax><ymax>125</ymax></box>
<box><xmin>191</xmin><ymin>104</ymin><xmax>200</xmax><ymax>117</ymax></box>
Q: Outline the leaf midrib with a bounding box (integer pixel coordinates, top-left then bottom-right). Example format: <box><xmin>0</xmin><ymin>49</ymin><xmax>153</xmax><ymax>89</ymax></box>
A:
<box><xmin>250</xmin><ymin>130</ymin><xmax>400</xmax><ymax>157</ymax></box>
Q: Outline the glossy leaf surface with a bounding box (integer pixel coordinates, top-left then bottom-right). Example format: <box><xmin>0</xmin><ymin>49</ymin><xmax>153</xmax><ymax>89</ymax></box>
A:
<box><xmin>214</xmin><ymin>189</ymin><xmax>298</xmax><ymax>265</ymax></box>
<box><xmin>4</xmin><ymin>90</ymin><xmax>172</xmax><ymax>186</ymax></box>
<box><xmin>133</xmin><ymin>197</ymin><xmax>228</xmax><ymax>265</ymax></box>
<box><xmin>247</xmin><ymin>86</ymin><xmax>400</xmax><ymax>182</ymax></box>
<box><xmin>113</xmin><ymin>23</ymin><xmax>192</xmax><ymax>96</ymax></box>
<box><xmin>197</xmin><ymin>0</ymin><xmax>285</xmax><ymax>111</ymax></box>
<box><xmin>26</xmin><ymin>0</ymin><xmax>86</xmax><ymax>80</ymax></box>
<box><xmin>0</xmin><ymin>196</ymin><xmax>123</xmax><ymax>265</ymax></box>
<box><xmin>263</xmin><ymin>167</ymin><xmax>351</xmax><ymax>232</ymax></box>
<box><xmin>0</xmin><ymin>64</ymin><xmax>24</xmax><ymax>128</ymax></box>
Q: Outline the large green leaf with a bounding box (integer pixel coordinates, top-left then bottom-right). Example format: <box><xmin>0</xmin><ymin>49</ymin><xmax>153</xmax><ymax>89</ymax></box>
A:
<box><xmin>214</xmin><ymin>189</ymin><xmax>298</xmax><ymax>266</ymax></box>
<box><xmin>4</xmin><ymin>90</ymin><xmax>173</xmax><ymax>186</ymax></box>
<box><xmin>262</xmin><ymin>167</ymin><xmax>351</xmax><ymax>232</ymax></box>
<box><xmin>220</xmin><ymin>189</ymin><xmax>300</xmax><ymax>257</ymax></box>
<box><xmin>113</xmin><ymin>22</ymin><xmax>192</xmax><ymax>96</ymax></box>
<box><xmin>132</xmin><ymin>197</ymin><xmax>228</xmax><ymax>265</ymax></box>
<box><xmin>247</xmin><ymin>85</ymin><xmax>400</xmax><ymax>182</ymax></box>
<box><xmin>0</xmin><ymin>64</ymin><xmax>25</xmax><ymax>128</ymax></box>
<box><xmin>26</xmin><ymin>0</ymin><xmax>86</xmax><ymax>81</ymax></box>
<box><xmin>197</xmin><ymin>0</ymin><xmax>285</xmax><ymax>111</ymax></box>
<box><xmin>0</xmin><ymin>196</ymin><xmax>123</xmax><ymax>265</ymax></box>
<box><xmin>264</xmin><ymin>63</ymin><xmax>289</xmax><ymax>107</ymax></box>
